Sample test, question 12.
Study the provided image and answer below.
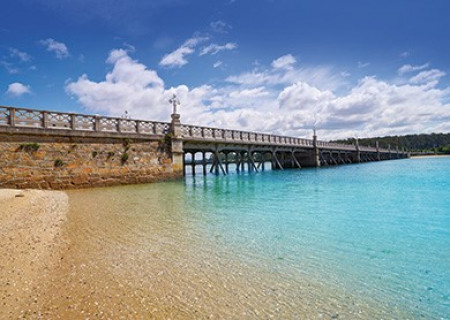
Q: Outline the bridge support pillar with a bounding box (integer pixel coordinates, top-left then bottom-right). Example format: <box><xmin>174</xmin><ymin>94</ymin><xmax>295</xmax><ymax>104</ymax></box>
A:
<box><xmin>355</xmin><ymin>138</ymin><xmax>361</xmax><ymax>163</ymax></box>
<box><xmin>376</xmin><ymin>141</ymin><xmax>380</xmax><ymax>161</ymax></box>
<box><xmin>202</xmin><ymin>152</ymin><xmax>207</xmax><ymax>176</ymax></box>
<box><xmin>313</xmin><ymin>131</ymin><xmax>320</xmax><ymax>167</ymax></box>
<box><xmin>170</xmin><ymin>113</ymin><xmax>184</xmax><ymax>175</ymax></box>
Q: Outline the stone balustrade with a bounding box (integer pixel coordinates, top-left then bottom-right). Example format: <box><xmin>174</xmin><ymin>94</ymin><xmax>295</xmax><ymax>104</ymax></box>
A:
<box><xmin>0</xmin><ymin>106</ymin><xmax>170</xmax><ymax>136</ymax></box>
<box><xmin>0</xmin><ymin>106</ymin><xmax>393</xmax><ymax>153</ymax></box>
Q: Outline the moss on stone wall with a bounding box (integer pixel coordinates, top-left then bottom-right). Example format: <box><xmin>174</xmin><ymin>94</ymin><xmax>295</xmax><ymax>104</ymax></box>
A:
<box><xmin>0</xmin><ymin>134</ymin><xmax>181</xmax><ymax>189</ymax></box>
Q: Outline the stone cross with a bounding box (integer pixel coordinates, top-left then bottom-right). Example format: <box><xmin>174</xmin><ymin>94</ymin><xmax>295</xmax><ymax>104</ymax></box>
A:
<box><xmin>169</xmin><ymin>94</ymin><xmax>180</xmax><ymax>114</ymax></box>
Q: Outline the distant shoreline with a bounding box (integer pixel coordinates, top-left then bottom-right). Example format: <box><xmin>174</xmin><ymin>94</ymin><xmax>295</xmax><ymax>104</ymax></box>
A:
<box><xmin>411</xmin><ymin>154</ymin><xmax>450</xmax><ymax>159</ymax></box>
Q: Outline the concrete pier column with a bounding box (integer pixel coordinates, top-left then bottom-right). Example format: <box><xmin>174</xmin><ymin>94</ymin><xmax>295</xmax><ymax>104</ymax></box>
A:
<box><xmin>236</xmin><ymin>152</ymin><xmax>241</xmax><ymax>172</ymax></box>
<box><xmin>396</xmin><ymin>146</ymin><xmax>399</xmax><ymax>159</ymax></box>
<box><xmin>191</xmin><ymin>152</ymin><xmax>196</xmax><ymax>176</ymax></box>
<box><xmin>388</xmin><ymin>144</ymin><xmax>391</xmax><ymax>159</ymax></box>
<box><xmin>271</xmin><ymin>151</ymin><xmax>277</xmax><ymax>170</ymax></box>
<box><xmin>224</xmin><ymin>152</ymin><xmax>229</xmax><ymax>173</ymax></box>
<box><xmin>376</xmin><ymin>141</ymin><xmax>380</xmax><ymax>161</ymax></box>
<box><xmin>261</xmin><ymin>153</ymin><xmax>266</xmax><ymax>171</ymax></box>
<box><xmin>313</xmin><ymin>131</ymin><xmax>320</xmax><ymax>167</ymax></box>
<box><xmin>355</xmin><ymin>138</ymin><xmax>361</xmax><ymax>163</ymax></box>
<box><xmin>202</xmin><ymin>151</ymin><xmax>207</xmax><ymax>175</ymax></box>
<box><xmin>170</xmin><ymin>113</ymin><xmax>184</xmax><ymax>175</ymax></box>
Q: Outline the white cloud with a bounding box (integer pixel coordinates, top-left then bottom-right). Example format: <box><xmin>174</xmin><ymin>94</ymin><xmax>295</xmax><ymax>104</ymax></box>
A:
<box><xmin>400</xmin><ymin>51</ymin><xmax>410</xmax><ymax>58</ymax></box>
<box><xmin>159</xmin><ymin>36</ymin><xmax>208</xmax><ymax>68</ymax></box>
<box><xmin>200</xmin><ymin>43</ymin><xmax>237</xmax><ymax>56</ymax></box>
<box><xmin>9</xmin><ymin>48</ymin><xmax>31</xmax><ymax>62</ymax></box>
<box><xmin>213</xmin><ymin>61</ymin><xmax>223</xmax><ymax>68</ymax></box>
<box><xmin>409</xmin><ymin>69</ymin><xmax>445</xmax><ymax>85</ymax></box>
<box><xmin>1</xmin><ymin>61</ymin><xmax>19</xmax><ymax>74</ymax></box>
<box><xmin>6</xmin><ymin>82</ymin><xmax>31</xmax><ymax>97</ymax></box>
<box><xmin>210</xmin><ymin>20</ymin><xmax>231</xmax><ymax>33</ymax></box>
<box><xmin>40</xmin><ymin>38</ymin><xmax>69</xmax><ymax>59</ymax></box>
<box><xmin>67</xmin><ymin>49</ymin><xmax>210</xmax><ymax>122</ymax></box>
<box><xmin>358</xmin><ymin>61</ymin><xmax>370</xmax><ymax>68</ymax></box>
<box><xmin>226</xmin><ymin>64</ymin><xmax>342</xmax><ymax>92</ymax></box>
<box><xmin>66</xmin><ymin>49</ymin><xmax>450</xmax><ymax>141</ymax></box>
<box><xmin>271</xmin><ymin>54</ymin><xmax>296</xmax><ymax>70</ymax></box>
<box><xmin>229</xmin><ymin>87</ymin><xmax>269</xmax><ymax>99</ymax></box>
<box><xmin>398</xmin><ymin>63</ymin><xmax>429</xmax><ymax>75</ymax></box>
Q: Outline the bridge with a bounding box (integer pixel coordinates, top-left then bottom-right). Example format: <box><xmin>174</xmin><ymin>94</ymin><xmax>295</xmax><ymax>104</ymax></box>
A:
<box><xmin>0</xmin><ymin>105</ymin><xmax>408</xmax><ymax>182</ymax></box>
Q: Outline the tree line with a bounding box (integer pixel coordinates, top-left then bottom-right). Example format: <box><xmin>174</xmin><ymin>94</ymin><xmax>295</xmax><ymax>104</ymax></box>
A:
<box><xmin>331</xmin><ymin>132</ymin><xmax>450</xmax><ymax>154</ymax></box>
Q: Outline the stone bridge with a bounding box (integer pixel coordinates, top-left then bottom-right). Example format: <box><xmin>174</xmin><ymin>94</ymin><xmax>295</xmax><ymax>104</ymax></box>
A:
<box><xmin>0</xmin><ymin>106</ymin><xmax>408</xmax><ymax>188</ymax></box>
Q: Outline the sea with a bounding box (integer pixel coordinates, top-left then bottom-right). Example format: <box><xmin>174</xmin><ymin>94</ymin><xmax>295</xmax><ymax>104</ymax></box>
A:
<box><xmin>55</xmin><ymin>156</ymin><xmax>449</xmax><ymax>319</ymax></box>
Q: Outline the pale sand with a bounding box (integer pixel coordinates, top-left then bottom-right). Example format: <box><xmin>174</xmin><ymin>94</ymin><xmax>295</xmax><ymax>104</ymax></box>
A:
<box><xmin>0</xmin><ymin>188</ymin><xmax>69</xmax><ymax>319</ymax></box>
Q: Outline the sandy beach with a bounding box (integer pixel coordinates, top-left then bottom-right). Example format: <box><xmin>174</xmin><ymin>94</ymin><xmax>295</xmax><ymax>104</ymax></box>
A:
<box><xmin>0</xmin><ymin>188</ymin><xmax>69</xmax><ymax>319</ymax></box>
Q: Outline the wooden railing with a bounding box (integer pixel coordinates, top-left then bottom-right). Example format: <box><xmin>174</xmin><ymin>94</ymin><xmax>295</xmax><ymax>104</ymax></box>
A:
<box><xmin>0</xmin><ymin>106</ymin><xmax>395</xmax><ymax>153</ymax></box>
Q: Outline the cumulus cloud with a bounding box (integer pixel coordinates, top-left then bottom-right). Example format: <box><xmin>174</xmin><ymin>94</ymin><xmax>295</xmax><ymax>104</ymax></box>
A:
<box><xmin>6</xmin><ymin>82</ymin><xmax>31</xmax><ymax>97</ymax></box>
<box><xmin>271</xmin><ymin>54</ymin><xmax>296</xmax><ymax>70</ymax></box>
<box><xmin>159</xmin><ymin>36</ymin><xmax>208</xmax><ymax>68</ymax></box>
<box><xmin>67</xmin><ymin>49</ymin><xmax>211</xmax><ymax>122</ymax></box>
<box><xmin>66</xmin><ymin>49</ymin><xmax>450</xmax><ymax>140</ymax></box>
<box><xmin>200</xmin><ymin>43</ymin><xmax>237</xmax><ymax>56</ymax></box>
<box><xmin>40</xmin><ymin>38</ymin><xmax>69</xmax><ymax>59</ymax></box>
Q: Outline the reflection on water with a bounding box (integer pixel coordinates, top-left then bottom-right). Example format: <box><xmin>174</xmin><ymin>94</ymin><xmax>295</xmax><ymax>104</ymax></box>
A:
<box><xmin>40</xmin><ymin>158</ymin><xmax>449</xmax><ymax>319</ymax></box>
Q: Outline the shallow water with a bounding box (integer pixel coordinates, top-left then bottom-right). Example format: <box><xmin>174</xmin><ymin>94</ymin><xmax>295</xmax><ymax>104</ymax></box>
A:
<box><xmin>44</xmin><ymin>157</ymin><xmax>449</xmax><ymax>318</ymax></box>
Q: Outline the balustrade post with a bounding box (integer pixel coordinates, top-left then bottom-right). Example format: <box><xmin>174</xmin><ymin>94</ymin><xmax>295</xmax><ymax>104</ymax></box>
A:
<box><xmin>94</xmin><ymin>116</ymin><xmax>100</xmax><ymax>131</ymax></box>
<box><xmin>117</xmin><ymin>118</ymin><xmax>121</xmax><ymax>133</ymax></box>
<box><xmin>42</xmin><ymin>111</ymin><xmax>48</xmax><ymax>128</ymax></box>
<box><xmin>70</xmin><ymin>114</ymin><xmax>76</xmax><ymax>130</ymax></box>
<box><xmin>136</xmin><ymin>120</ymin><xmax>140</xmax><ymax>134</ymax></box>
<box><xmin>8</xmin><ymin>107</ymin><xmax>15</xmax><ymax>127</ymax></box>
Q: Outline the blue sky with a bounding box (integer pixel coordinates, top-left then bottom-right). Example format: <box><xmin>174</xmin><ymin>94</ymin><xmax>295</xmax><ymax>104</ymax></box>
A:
<box><xmin>2</xmin><ymin>0</ymin><xmax>450</xmax><ymax>139</ymax></box>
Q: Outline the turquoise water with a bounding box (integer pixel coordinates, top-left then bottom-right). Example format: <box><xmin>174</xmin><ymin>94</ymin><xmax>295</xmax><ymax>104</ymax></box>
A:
<box><xmin>182</xmin><ymin>157</ymin><xmax>450</xmax><ymax>318</ymax></box>
<box><xmin>65</xmin><ymin>157</ymin><xmax>449</xmax><ymax>318</ymax></box>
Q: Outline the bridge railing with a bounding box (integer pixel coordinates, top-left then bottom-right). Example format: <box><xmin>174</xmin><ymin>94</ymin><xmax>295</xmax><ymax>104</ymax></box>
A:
<box><xmin>0</xmin><ymin>106</ymin><xmax>170</xmax><ymax>135</ymax></box>
<box><xmin>0</xmin><ymin>106</ymin><xmax>394</xmax><ymax>153</ymax></box>
<box><xmin>180</xmin><ymin>124</ymin><xmax>316</xmax><ymax>147</ymax></box>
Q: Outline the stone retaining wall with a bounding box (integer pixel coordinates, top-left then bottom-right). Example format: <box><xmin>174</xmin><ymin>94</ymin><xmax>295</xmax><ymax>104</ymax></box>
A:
<box><xmin>0</xmin><ymin>133</ymin><xmax>182</xmax><ymax>189</ymax></box>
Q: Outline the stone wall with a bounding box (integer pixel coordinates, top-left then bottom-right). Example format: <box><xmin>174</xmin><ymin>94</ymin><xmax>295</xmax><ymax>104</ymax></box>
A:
<box><xmin>0</xmin><ymin>133</ymin><xmax>182</xmax><ymax>189</ymax></box>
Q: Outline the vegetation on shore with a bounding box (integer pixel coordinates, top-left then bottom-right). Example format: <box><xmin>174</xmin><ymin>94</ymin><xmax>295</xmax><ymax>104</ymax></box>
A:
<box><xmin>331</xmin><ymin>132</ymin><xmax>450</xmax><ymax>154</ymax></box>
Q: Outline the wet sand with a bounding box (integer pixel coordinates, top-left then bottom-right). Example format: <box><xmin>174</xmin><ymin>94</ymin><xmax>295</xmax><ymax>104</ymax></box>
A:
<box><xmin>0</xmin><ymin>189</ymin><xmax>68</xmax><ymax>319</ymax></box>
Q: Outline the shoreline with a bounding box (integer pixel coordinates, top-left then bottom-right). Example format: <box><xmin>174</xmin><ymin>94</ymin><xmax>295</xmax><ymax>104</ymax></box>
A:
<box><xmin>410</xmin><ymin>154</ymin><xmax>450</xmax><ymax>159</ymax></box>
<box><xmin>0</xmin><ymin>188</ymin><xmax>69</xmax><ymax>318</ymax></box>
